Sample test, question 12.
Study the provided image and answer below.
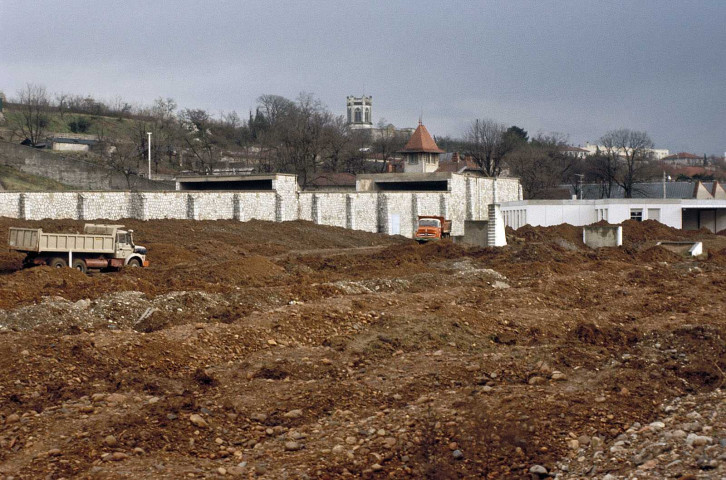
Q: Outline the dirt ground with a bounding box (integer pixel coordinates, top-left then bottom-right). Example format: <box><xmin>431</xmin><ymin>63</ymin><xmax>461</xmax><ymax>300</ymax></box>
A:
<box><xmin>0</xmin><ymin>218</ymin><xmax>725</xmax><ymax>479</ymax></box>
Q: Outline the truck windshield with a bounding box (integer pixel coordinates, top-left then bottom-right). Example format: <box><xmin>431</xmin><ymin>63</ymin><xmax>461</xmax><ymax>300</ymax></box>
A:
<box><xmin>419</xmin><ymin>219</ymin><xmax>441</xmax><ymax>228</ymax></box>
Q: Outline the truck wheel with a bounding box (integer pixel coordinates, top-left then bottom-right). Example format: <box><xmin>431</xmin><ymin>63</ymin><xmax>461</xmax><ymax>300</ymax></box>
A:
<box><xmin>49</xmin><ymin>257</ymin><xmax>67</xmax><ymax>269</ymax></box>
<box><xmin>127</xmin><ymin>258</ymin><xmax>141</xmax><ymax>268</ymax></box>
<box><xmin>71</xmin><ymin>259</ymin><xmax>87</xmax><ymax>274</ymax></box>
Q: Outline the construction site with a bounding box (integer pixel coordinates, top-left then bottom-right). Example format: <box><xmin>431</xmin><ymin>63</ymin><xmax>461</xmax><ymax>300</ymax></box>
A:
<box><xmin>0</xmin><ymin>216</ymin><xmax>725</xmax><ymax>479</ymax></box>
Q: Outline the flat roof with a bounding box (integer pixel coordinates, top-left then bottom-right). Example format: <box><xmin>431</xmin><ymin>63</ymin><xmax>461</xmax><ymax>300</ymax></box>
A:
<box><xmin>356</xmin><ymin>172</ymin><xmax>454</xmax><ymax>182</ymax></box>
<box><xmin>175</xmin><ymin>174</ymin><xmax>295</xmax><ymax>183</ymax></box>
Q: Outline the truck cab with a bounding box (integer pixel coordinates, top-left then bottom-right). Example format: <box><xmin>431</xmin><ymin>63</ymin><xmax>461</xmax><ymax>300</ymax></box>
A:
<box><xmin>415</xmin><ymin>216</ymin><xmax>451</xmax><ymax>243</ymax></box>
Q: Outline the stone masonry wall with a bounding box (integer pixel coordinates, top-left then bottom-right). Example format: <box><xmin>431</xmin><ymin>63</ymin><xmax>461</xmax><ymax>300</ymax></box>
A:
<box><xmin>0</xmin><ymin>175</ymin><xmax>520</xmax><ymax>239</ymax></box>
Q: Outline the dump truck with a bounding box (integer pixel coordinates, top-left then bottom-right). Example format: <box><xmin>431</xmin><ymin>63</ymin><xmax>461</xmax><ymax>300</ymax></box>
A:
<box><xmin>8</xmin><ymin>224</ymin><xmax>148</xmax><ymax>273</ymax></box>
<box><xmin>414</xmin><ymin>215</ymin><xmax>452</xmax><ymax>243</ymax></box>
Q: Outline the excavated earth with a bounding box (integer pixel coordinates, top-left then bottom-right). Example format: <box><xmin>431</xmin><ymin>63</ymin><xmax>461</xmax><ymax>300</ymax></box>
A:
<box><xmin>0</xmin><ymin>217</ymin><xmax>725</xmax><ymax>479</ymax></box>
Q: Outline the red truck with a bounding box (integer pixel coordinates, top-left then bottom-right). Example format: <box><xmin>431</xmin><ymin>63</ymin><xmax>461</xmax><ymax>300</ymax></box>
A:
<box><xmin>414</xmin><ymin>216</ymin><xmax>452</xmax><ymax>243</ymax></box>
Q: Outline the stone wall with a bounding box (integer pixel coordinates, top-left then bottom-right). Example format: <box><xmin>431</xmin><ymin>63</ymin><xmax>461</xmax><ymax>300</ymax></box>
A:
<box><xmin>0</xmin><ymin>174</ymin><xmax>521</xmax><ymax>239</ymax></box>
<box><xmin>0</xmin><ymin>141</ymin><xmax>174</xmax><ymax>191</ymax></box>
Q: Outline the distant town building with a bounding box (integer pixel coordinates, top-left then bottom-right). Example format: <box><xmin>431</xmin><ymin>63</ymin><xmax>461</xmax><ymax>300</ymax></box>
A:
<box><xmin>582</xmin><ymin>142</ymin><xmax>670</xmax><ymax>160</ymax></box>
<box><xmin>48</xmin><ymin>137</ymin><xmax>98</xmax><ymax>152</ymax></box>
<box><xmin>661</xmin><ymin>152</ymin><xmax>705</xmax><ymax>166</ymax></box>
<box><xmin>560</xmin><ymin>145</ymin><xmax>589</xmax><ymax>159</ymax></box>
<box><xmin>346</xmin><ymin>95</ymin><xmax>373</xmax><ymax>130</ymax></box>
<box><xmin>399</xmin><ymin>121</ymin><xmax>444</xmax><ymax>173</ymax></box>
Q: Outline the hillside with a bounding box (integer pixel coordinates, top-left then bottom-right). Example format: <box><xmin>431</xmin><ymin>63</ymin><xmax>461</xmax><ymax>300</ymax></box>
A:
<box><xmin>0</xmin><ymin>164</ymin><xmax>74</xmax><ymax>191</ymax></box>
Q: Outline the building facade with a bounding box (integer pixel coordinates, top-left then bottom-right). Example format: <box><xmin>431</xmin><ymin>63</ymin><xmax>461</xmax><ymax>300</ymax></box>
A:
<box><xmin>346</xmin><ymin>95</ymin><xmax>373</xmax><ymax>130</ymax></box>
<box><xmin>399</xmin><ymin>122</ymin><xmax>444</xmax><ymax>174</ymax></box>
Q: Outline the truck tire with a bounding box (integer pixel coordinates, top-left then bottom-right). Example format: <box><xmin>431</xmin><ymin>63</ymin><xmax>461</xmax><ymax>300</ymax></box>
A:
<box><xmin>71</xmin><ymin>259</ymin><xmax>87</xmax><ymax>274</ymax></box>
<box><xmin>49</xmin><ymin>257</ymin><xmax>67</xmax><ymax>269</ymax></box>
<box><xmin>127</xmin><ymin>258</ymin><xmax>141</xmax><ymax>268</ymax></box>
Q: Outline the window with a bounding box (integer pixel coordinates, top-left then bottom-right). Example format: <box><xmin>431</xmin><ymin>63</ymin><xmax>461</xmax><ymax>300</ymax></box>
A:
<box><xmin>407</xmin><ymin>154</ymin><xmax>418</xmax><ymax>164</ymax></box>
<box><xmin>419</xmin><ymin>218</ymin><xmax>441</xmax><ymax>227</ymax></box>
<box><xmin>630</xmin><ymin>209</ymin><xmax>643</xmax><ymax>222</ymax></box>
<box><xmin>596</xmin><ymin>208</ymin><xmax>608</xmax><ymax>222</ymax></box>
<box><xmin>354</xmin><ymin>108</ymin><xmax>362</xmax><ymax>123</ymax></box>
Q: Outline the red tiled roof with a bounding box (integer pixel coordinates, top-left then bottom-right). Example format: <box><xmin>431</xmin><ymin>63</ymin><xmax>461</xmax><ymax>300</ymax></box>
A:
<box><xmin>435</xmin><ymin>154</ymin><xmax>480</xmax><ymax>173</ymax></box>
<box><xmin>662</xmin><ymin>152</ymin><xmax>701</xmax><ymax>160</ymax></box>
<box><xmin>399</xmin><ymin>122</ymin><xmax>444</xmax><ymax>154</ymax></box>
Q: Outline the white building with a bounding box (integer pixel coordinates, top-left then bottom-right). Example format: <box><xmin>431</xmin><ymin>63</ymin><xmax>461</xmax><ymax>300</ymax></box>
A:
<box><xmin>501</xmin><ymin>198</ymin><xmax>726</xmax><ymax>233</ymax></box>
<box><xmin>582</xmin><ymin>142</ymin><xmax>670</xmax><ymax>160</ymax></box>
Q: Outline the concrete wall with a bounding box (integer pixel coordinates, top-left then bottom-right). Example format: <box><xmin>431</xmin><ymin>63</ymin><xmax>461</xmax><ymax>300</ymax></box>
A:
<box><xmin>502</xmin><ymin>199</ymin><xmax>726</xmax><ymax>233</ymax></box>
<box><xmin>0</xmin><ymin>141</ymin><xmax>173</xmax><ymax>191</ymax></box>
<box><xmin>462</xmin><ymin>220</ymin><xmax>489</xmax><ymax>246</ymax></box>
<box><xmin>583</xmin><ymin>225</ymin><xmax>623</xmax><ymax>248</ymax></box>
<box><xmin>0</xmin><ymin>174</ymin><xmax>520</xmax><ymax>238</ymax></box>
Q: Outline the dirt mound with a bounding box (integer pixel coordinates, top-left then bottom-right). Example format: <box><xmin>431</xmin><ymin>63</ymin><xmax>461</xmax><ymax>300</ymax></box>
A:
<box><xmin>2</xmin><ymin>216</ymin><xmax>726</xmax><ymax>478</ymax></box>
<box><xmin>193</xmin><ymin>256</ymin><xmax>285</xmax><ymax>285</ymax></box>
<box><xmin>706</xmin><ymin>247</ymin><xmax>726</xmax><ymax>265</ymax></box>
<box><xmin>621</xmin><ymin>219</ymin><xmax>688</xmax><ymax>245</ymax></box>
<box><xmin>636</xmin><ymin>245</ymin><xmax>686</xmax><ymax>263</ymax></box>
<box><xmin>513</xmin><ymin>223</ymin><xmax>585</xmax><ymax>249</ymax></box>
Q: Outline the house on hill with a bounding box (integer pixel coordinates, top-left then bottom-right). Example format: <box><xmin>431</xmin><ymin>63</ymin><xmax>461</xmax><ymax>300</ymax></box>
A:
<box><xmin>661</xmin><ymin>152</ymin><xmax>705</xmax><ymax>166</ymax></box>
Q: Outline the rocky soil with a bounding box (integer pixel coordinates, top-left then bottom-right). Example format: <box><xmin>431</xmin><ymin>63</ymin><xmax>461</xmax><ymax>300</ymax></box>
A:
<box><xmin>0</xmin><ymin>217</ymin><xmax>724</xmax><ymax>479</ymax></box>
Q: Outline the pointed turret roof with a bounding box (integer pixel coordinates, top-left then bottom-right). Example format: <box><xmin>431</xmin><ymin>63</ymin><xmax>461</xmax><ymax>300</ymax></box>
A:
<box><xmin>399</xmin><ymin>121</ymin><xmax>444</xmax><ymax>154</ymax></box>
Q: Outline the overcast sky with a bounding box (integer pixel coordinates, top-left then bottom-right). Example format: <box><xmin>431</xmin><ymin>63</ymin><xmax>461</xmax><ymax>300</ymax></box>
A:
<box><xmin>1</xmin><ymin>0</ymin><xmax>724</xmax><ymax>154</ymax></box>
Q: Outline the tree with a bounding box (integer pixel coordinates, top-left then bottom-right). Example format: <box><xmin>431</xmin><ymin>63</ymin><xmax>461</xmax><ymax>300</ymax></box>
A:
<box><xmin>11</xmin><ymin>84</ymin><xmax>50</xmax><ymax>146</ymax></box>
<box><xmin>600</xmin><ymin>129</ymin><xmax>655</xmax><ymax>198</ymax></box>
<box><xmin>588</xmin><ymin>146</ymin><xmax>618</xmax><ymax>198</ymax></box>
<box><xmin>372</xmin><ymin>119</ymin><xmax>408</xmax><ymax>173</ymax></box>
<box><xmin>150</xmin><ymin>98</ymin><xmax>181</xmax><ymax>171</ymax></box>
<box><xmin>254</xmin><ymin>93</ymin><xmax>346</xmax><ymax>185</ymax></box>
<box><xmin>503</xmin><ymin>125</ymin><xmax>528</xmax><ymax>153</ymax></box>
<box><xmin>100</xmin><ymin>125</ymin><xmax>145</xmax><ymax>190</ymax></box>
<box><xmin>464</xmin><ymin>118</ymin><xmax>508</xmax><ymax>176</ymax></box>
<box><xmin>321</xmin><ymin>115</ymin><xmax>352</xmax><ymax>173</ymax></box>
<box><xmin>180</xmin><ymin>108</ymin><xmax>219</xmax><ymax>173</ymax></box>
<box><xmin>55</xmin><ymin>92</ymin><xmax>70</xmax><ymax>120</ymax></box>
<box><xmin>507</xmin><ymin>133</ymin><xmax>573</xmax><ymax>199</ymax></box>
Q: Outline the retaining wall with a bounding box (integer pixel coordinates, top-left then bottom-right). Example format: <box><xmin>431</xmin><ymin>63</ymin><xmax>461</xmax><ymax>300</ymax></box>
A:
<box><xmin>0</xmin><ymin>141</ymin><xmax>174</xmax><ymax>191</ymax></box>
<box><xmin>0</xmin><ymin>175</ymin><xmax>521</xmax><ymax>238</ymax></box>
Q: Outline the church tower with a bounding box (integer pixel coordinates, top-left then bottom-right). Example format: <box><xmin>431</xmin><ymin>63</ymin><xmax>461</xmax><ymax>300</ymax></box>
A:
<box><xmin>346</xmin><ymin>95</ymin><xmax>373</xmax><ymax>129</ymax></box>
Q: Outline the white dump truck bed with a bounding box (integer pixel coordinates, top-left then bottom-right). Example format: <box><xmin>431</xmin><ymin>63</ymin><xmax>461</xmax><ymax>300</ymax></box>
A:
<box><xmin>8</xmin><ymin>227</ymin><xmax>116</xmax><ymax>254</ymax></box>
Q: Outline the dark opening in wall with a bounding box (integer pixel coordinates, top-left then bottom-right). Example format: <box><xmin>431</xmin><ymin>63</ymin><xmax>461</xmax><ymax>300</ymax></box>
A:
<box><xmin>178</xmin><ymin>179</ymin><xmax>273</xmax><ymax>191</ymax></box>
<box><xmin>374</xmin><ymin>181</ymin><xmax>448</xmax><ymax>191</ymax></box>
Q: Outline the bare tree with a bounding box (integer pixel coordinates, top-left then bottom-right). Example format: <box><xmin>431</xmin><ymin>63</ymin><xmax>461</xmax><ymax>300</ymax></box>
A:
<box><xmin>372</xmin><ymin>119</ymin><xmax>408</xmax><ymax>173</ymax></box>
<box><xmin>150</xmin><ymin>98</ymin><xmax>181</xmax><ymax>171</ymax></box>
<box><xmin>180</xmin><ymin>108</ymin><xmax>219</xmax><ymax>173</ymax></box>
<box><xmin>600</xmin><ymin>129</ymin><xmax>655</xmax><ymax>198</ymax></box>
<box><xmin>55</xmin><ymin>92</ymin><xmax>70</xmax><ymax>120</ymax></box>
<box><xmin>100</xmin><ymin>130</ymin><xmax>144</xmax><ymax>190</ymax></box>
<box><xmin>506</xmin><ymin>133</ymin><xmax>579</xmax><ymax>199</ymax></box>
<box><xmin>464</xmin><ymin>118</ymin><xmax>508</xmax><ymax>176</ymax></box>
<box><xmin>588</xmin><ymin>146</ymin><xmax>617</xmax><ymax>198</ymax></box>
<box><xmin>321</xmin><ymin>115</ymin><xmax>352</xmax><ymax>173</ymax></box>
<box><xmin>10</xmin><ymin>84</ymin><xmax>50</xmax><ymax>146</ymax></box>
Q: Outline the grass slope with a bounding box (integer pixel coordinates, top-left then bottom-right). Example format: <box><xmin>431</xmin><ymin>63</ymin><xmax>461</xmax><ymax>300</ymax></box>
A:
<box><xmin>0</xmin><ymin>164</ymin><xmax>74</xmax><ymax>191</ymax></box>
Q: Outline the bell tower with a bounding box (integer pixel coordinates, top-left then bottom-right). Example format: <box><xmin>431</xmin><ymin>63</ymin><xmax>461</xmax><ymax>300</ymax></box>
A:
<box><xmin>346</xmin><ymin>95</ymin><xmax>373</xmax><ymax>129</ymax></box>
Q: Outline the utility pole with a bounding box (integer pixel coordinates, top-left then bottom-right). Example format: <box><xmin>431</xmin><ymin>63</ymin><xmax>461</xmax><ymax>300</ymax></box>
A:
<box><xmin>146</xmin><ymin>132</ymin><xmax>152</xmax><ymax>180</ymax></box>
<box><xmin>575</xmin><ymin>174</ymin><xmax>585</xmax><ymax>200</ymax></box>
